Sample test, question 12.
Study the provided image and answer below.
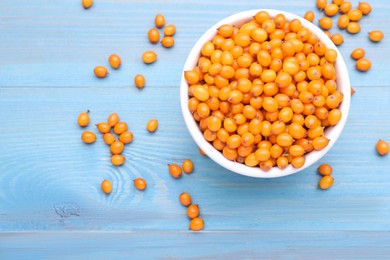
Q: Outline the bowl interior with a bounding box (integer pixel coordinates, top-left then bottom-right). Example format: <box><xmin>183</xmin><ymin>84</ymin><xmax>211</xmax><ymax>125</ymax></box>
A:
<box><xmin>180</xmin><ymin>9</ymin><xmax>351</xmax><ymax>178</ymax></box>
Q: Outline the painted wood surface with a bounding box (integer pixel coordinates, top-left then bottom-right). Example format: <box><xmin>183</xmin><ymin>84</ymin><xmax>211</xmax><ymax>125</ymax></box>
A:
<box><xmin>1</xmin><ymin>0</ymin><xmax>390</xmax><ymax>257</ymax></box>
<box><xmin>1</xmin><ymin>231</ymin><xmax>390</xmax><ymax>259</ymax></box>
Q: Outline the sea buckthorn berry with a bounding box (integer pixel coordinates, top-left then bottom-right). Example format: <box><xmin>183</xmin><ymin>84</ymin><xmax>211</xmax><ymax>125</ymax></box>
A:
<box><xmin>347</xmin><ymin>22</ymin><xmax>360</xmax><ymax>34</ymax></box>
<box><xmin>291</xmin><ymin>156</ymin><xmax>305</xmax><ymax>168</ymax></box>
<box><xmin>131</xmin><ymin>74</ymin><xmax>145</xmax><ymax>89</ymax></box>
<box><xmin>193</xmin><ymin>85</ymin><xmax>209</xmax><ymax>102</ymax></box>
<box><xmin>161</xmin><ymin>36</ymin><xmax>175</xmax><ymax>48</ymax></box>
<box><xmin>283</xmin><ymin>60</ymin><xmax>299</xmax><ymax>75</ymax></box>
<box><xmin>319</xmin><ymin>17</ymin><xmax>333</xmax><ymax>30</ymax></box>
<box><xmin>369</xmin><ymin>30</ymin><xmax>384</xmax><ymax>42</ymax></box>
<box><xmin>262</xmin><ymin>97</ymin><xmax>278</xmax><ymax>112</ymax></box>
<box><xmin>114</xmin><ymin>122</ymin><xmax>128</xmax><ymax>135</ymax></box>
<box><xmin>109</xmin><ymin>54</ymin><xmax>121</xmax><ymax>69</ymax></box>
<box><xmin>376</xmin><ymin>140</ymin><xmax>389</xmax><ymax>156</ymax></box>
<box><xmin>234</xmin><ymin>32</ymin><xmax>251</xmax><ymax>47</ymax></box>
<box><xmin>356</xmin><ymin>58</ymin><xmax>371</xmax><ymax>72</ymax></box>
<box><xmin>82</xmin><ymin>0</ymin><xmax>93</xmax><ymax>9</ymax></box>
<box><xmin>164</xmin><ymin>24</ymin><xmax>176</xmax><ymax>36</ymax></box>
<box><xmin>179</xmin><ymin>192</ymin><xmax>192</xmax><ymax>206</ymax></box>
<box><xmin>318</xmin><ymin>164</ymin><xmax>333</xmax><ymax>176</ymax></box>
<box><xmin>351</xmin><ymin>87</ymin><xmax>355</xmax><ymax>96</ymax></box>
<box><xmin>304</xmin><ymin>11</ymin><xmax>315</xmax><ymax>22</ymax></box>
<box><xmin>223</xmin><ymin>146</ymin><xmax>238</xmax><ymax>161</ymax></box>
<box><xmin>351</xmin><ymin>48</ymin><xmax>365</xmax><ymax>60</ymax></box>
<box><xmin>319</xmin><ymin>176</ymin><xmax>334</xmax><ymax>190</ymax></box>
<box><xmin>185</xmin><ymin>70</ymin><xmax>200</xmax><ymax>85</ymax></box>
<box><xmin>169</xmin><ymin>164</ymin><xmax>183</xmax><ymax>178</ymax></box>
<box><xmin>312</xmin><ymin>136</ymin><xmax>330</xmax><ymax>150</ymax></box>
<box><xmin>103</xmin><ymin>133</ymin><xmax>116</xmax><ymax>145</ymax></box>
<box><xmin>187</xmin><ymin>204</ymin><xmax>200</xmax><ymax>219</ymax></box>
<box><xmin>279</xmin><ymin>107</ymin><xmax>293</xmax><ymax>123</ymax></box>
<box><xmin>155</xmin><ymin>14</ymin><xmax>165</xmax><ymax>28</ymax></box>
<box><xmin>111</xmin><ymin>155</ymin><xmax>125</xmax><ymax>166</ymax></box>
<box><xmin>148</xmin><ymin>28</ymin><xmax>160</xmax><ymax>43</ymax></box>
<box><xmin>348</xmin><ymin>9</ymin><xmax>363</xmax><ymax>21</ymax></box>
<box><xmin>251</xmin><ymin>28</ymin><xmax>268</xmax><ymax>43</ymax></box>
<box><xmin>78</xmin><ymin>111</ymin><xmax>90</xmax><ymax>127</ymax></box>
<box><xmin>274</xmin><ymin>14</ymin><xmax>286</xmax><ymax>29</ymax></box>
<box><xmin>94</xmin><ymin>66</ymin><xmax>108</xmax><ymax>78</ymax></box>
<box><xmin>207</xmin><ymin>115</ymin><xmax>222</xmax><ymax>132</ymax></box>
<box><xmin>133</xmin><ymin>178</ymin><xmax>147</xmax><ymax>191</ymax></box>
<box><xmin>119</xmin><ymin>131</ymin><xmax>133</xmax><ymax>144</ymax></box>
<box><xmin>81</xmin><ymin>131</ymin><xmax>96</xmax><ymax>144</ymax></box>
<box><xmin>96</xmin><ymin>122</ymin><xmax>111</xmax><ymax>134</ymax></box>
<box><xmin>289</xmin><ymin>19</ymin><xmax>302</xmax><ymax>32</ymax></box>
<box><xmin>338</xmin><ymin>15</ymin><xmax>349</xmax><ymax>29</ymax></box>
<box><xmin>101</xmin><ymin>179</ymin><xmax>112</xmax><ymax>194</ymax></box>
<box><xmin>110</xmin><ymin>141</ymin><xmax>124</xmax><ymax>155</ymax></box>
<box><xmin>358</xmin><ymin>2</ymin><xmax>372</xmax><ymax>15</ymax></box>
<box><xmin>289</xmin><ymin>145</ymin><xmax>305</xmax><ymax>157</ymax></box>
<box><xmin>142</xmin><ymin>51</ymin><xmax>157</xmax><ymax>64</ymax></box>
<box><xmin>218</xmin><ymin>24</ymin><xmax>234</xmax><ymax>38</ymax></box>
<box><xmin>271</xmin><ymin>121</ymin><xmax>286</xmax><ymax>136</ymax></box>
<box><xmin>202</xmin><ymin>42</ymin><xmax>215</xmax><ymax>57</ymax></box>
<box><xmin>316</xmin><ymin>0</ymin><xmax>327</xmax><ymax>9</ymax></box>
<box><xmin>227</xmin><ymin>134</ymin><xmax>241</xmax><ymax>149</ymax></box>
<box><xmin>331</xmin><ymin>33</ymin><xmax>344</xmax><ymax>45</ymax></box>
<box><xmin>147</xmin><ymin>119</ymin><xmax>158</xmax><ymax>133</ymax></box>
<box><xmin>288</xmin><ymin>122</ymin><xmax>307</xmax><ymax>139</ymax></box>
<box><xmin>321</xmin><ymin>63</ymin><xmax>336</xmax><ymax>79</ymax></box>
<box><xmin>276</xmin><ymin>133</ymin><xmax>293</xmax><ymax>147</ymax></box>
<box><xmin>325</xmin><ymin>4</ymin><xmax>339</xmax><ymax>16</ymax></box>
<box><xmin>107</xmin><ymin>113</ymin><xmax>119</xmax><ymax>127</ymax></box>
<box><xmin>340</xmin><ymin>1</ymin><xmax>352</xmax><ymax>13</ymax></box>
<box><xmin>276</xmin><ymin>156</ymin><xmax>288</xmax><ymax>169</ymax></box>
<box><xmin>260</xmin><ymin>160</ymin><xmax>273</xmax><ymax>171</ymax></box>
<box><xmin>182</xmin><ymin>160</ymin><xmax>194</xmax><ymax>174</ymax></box>
<box><xmin>190</xmin><ymin>217</ymin><xmax>204</xmax><ymax>231</ymax></box>
<box><xmin>325</xmin><ymin>49</ymin><xmax>337</xmax><ymax>63</ymax></box>
<box><xmin>328</xmin><ymin>108</ymin><xmax>342</xmax><ymax>125</ymax></box>
<box><xmin>262</xmin><ymin>20</ymin><xmax>276</xmax><ymax>34</ymax></box>
<box><xmin>244</xmin><ymin>153</ymin><xmax>259</xmax><ymax>166</ymax></box>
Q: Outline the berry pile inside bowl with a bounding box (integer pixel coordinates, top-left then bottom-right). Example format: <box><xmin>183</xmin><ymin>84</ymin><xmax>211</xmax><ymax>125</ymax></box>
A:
<box><xmin>185</xmin><ymin>10</ymin><xmax>346</xmax><ymax>172</ymax></box>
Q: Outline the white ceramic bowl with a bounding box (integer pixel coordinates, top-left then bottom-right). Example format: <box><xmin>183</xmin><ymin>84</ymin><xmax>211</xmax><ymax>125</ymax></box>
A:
<box><xmin>180</xmin><ymin>9</ymin><xmax>351</xmax><ymax>178</ymax></box>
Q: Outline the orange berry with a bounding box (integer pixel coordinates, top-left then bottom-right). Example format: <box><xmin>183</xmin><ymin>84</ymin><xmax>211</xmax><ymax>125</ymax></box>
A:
<box><xmin>81</xmin><ymin>131</ymin><xmax>96</xmax><ymax>144</ymax></box>
<box><xmin>182</xmin><ymin>159</ymin><xmax>194</xmax><ymax>174</ymax></box>
<box><xmin>319</xmin><ymin>176</ymin><xmax>334</xmax><ymax>190</ymax></box>
<box><xmin>187</xmin><ymin>204</ymin><xmax>200</xmax><ymax>219</ymax></box>
<box><xmin>101</xmin><ymin>179</ymin><xmax>112</xmax><ymax>194</ymax></box>
<box><xmin>108</xmin><ymin>54</ymin><xmax>121</xmax><ymax>69</ymax></box>
<box><xmin>78</xmin><ymin>111</ymin><xmax>90</xmax><ymax>127</ymax></box>
<box><xmin>169</xmin><ymin>164</ymin><xmax>183</xmax><ymax>178</ymax></box>
<box><xmin>190</xmin><ymin>217</ymin><xmax>204</xmax><ymax>231</ymax></box>
<box><xmin>179</xmin><ymin>192</ymin><xmax>192</xmax><ymax>207</ymax></box>
<box><xmin>133</xmin><ymin>178</ymin><xmax>147</xmax><ymax>190</ymax></box>
<box><xmin>111</xmin><ymin>155</ymin><xmax>125</xmax><ymax>166</ymax></box>
<box><xmin>318</xmin><ymin>164</ymin><xmax>333</xmax><ymax>175</ymax></box>
<box><xmin>376</xmin><ymin>140</ymin><xmax>389</xmax><ymax>156</ymax></box>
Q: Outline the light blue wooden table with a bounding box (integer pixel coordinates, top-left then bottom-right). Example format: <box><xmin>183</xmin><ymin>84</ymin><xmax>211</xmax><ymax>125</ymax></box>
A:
<box><xmin>1</xmin><ymin>0</ymin><xmax>390</xmax><ymax>258</ymax></box>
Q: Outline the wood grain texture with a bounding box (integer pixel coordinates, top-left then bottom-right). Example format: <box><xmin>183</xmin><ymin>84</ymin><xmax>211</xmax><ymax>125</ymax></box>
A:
<box><xmin>1</xmin><ymin>0</ymin><xmax>390</xmax><ymax>255</ymax></box>
<box><xmin>1</xmin><ymin>231</ymin><xmax>390</xmax><ymax>259</ymax></box>
<box><xmin>0</xmin><ymin>0</ymin><xmax>389</xmax><ymax>88</ymax></box>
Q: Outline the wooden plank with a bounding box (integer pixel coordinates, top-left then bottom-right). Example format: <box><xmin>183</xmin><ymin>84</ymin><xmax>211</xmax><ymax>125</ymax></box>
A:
<box><xmin>0</xmin><ymin>86</ymin><xmax>390</xmax><ymax>231</ymax></box>
<box><xmin>1</xmin><ymin>231</ymin><xmax>390</xmax><ymax>259</ymax></box>
<box><xmin>0</xmin><ymin>0</ymin><xmax>389</xmax><ymax>88</ymax></box>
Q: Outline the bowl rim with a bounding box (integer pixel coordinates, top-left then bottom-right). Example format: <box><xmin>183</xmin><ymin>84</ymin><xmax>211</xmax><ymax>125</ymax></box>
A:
<box><xmin>180</xmin><ymin>9</ymin><xmax>351</xmax><ymax>178</ymax></box>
